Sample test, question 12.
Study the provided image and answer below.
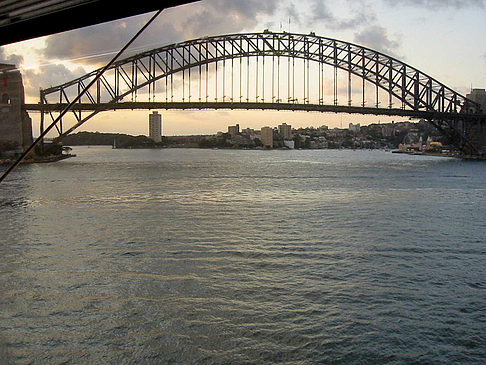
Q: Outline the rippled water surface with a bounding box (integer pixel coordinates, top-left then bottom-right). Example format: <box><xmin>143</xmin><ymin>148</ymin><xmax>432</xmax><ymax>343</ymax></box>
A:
<box><xmin>0</xmin><ymin>147</ymin><xmax>485</xmax><ymax>364</ymax></box>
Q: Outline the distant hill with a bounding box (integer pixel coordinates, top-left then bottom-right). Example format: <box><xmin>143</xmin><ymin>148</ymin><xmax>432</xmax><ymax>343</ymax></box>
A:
<box><xmin>60</xmin><ymin>132</ymin><xmax>165</xmax><ymax>148</ymax></box>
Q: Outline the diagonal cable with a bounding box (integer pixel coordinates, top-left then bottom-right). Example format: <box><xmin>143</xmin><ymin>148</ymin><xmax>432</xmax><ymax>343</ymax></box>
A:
<box><xmin>0</xmin><ymin>9</ymin><xmax>163</xmax><ymax>184</ymax></box>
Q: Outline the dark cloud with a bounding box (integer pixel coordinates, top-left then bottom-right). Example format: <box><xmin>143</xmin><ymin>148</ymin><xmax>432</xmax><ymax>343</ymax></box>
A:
<box><xmin>42</xmin><ymin>13</ymin><xmax>182</xmax><ymax>65</ymax></box>
<box><xmin>286</xmin><ymin>3</ymin><xmax>301</xmax><ymax>26</ymax></box>
<box><xmin>0</xmin><ymin>47</ymin><xmax>23</xmax><ymax>66</ymax></box>
<box><xmin>28</xmin><ymin>0</ymin><xmax>280</xmax><ymax>99</ymax></box>
<box><xmin>354</xmin><ymin>25</ymin><xmax>401</xmax><ymax>57</ymax></box>
<box><xmin>309</xmin><ymin>0</ymin><xmax>338</xmax><ymax>25</ymax></box>
<box><xmin>305</xmin><ymin>0</ymin><xmax>375</xmax><ymax>30</ymax></box>
<box><xmin>180</xmin><ymin>2</ymin><xmax>265</xmax><ymax>38</ymax></box>
<box><xmin>1</xmin><ymin>46</ymin><xmax>86</xmax><ymax>99</ymax></box>
<box><xmin>35</xmin><ymin>0</ymin><xmax>483</xmax><ymax>68</ymax></box>
<box><xmin>23</xmin><ymin>63</ymin><xmax>86</xmax><ymax>97</ymax></box>
<box><xmin>42</xmin><ymin>0</ymin><xmax>280</xmax><ymax>67</ymax></box>
<box><xmin>178</xmin><ymin>0</ymin><xmax>280</xmax><ymax>39</ymax></box>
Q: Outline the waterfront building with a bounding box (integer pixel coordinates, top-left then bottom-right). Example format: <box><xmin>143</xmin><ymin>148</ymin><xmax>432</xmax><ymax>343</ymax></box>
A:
<box><xmin>241</xmin><ymin>127</ymin><xmax>254</xmax><ymax>135</ymax></box>
<box><xmin>228</xmin><ymin>124</ymin><xmax>240</xmax><ymax>138</ymax></box>
<box><xmin>278</xmin><ymin>123</ymin><xmax>292</xmax><ymax>139</ymax></box>
<box><xmin>261</xmin><ymin>126</ymin><xmax>273</xmax><ymax>148</ymax></box>
<box><xmin>148</xmin><ymin>111</ymin><xmax>162</xmax><ymax>142</ymax></box>
<box><xmin>381</xmin><ymin>123</ymin><xmax>395</xmax><ymax>137</ymax></box>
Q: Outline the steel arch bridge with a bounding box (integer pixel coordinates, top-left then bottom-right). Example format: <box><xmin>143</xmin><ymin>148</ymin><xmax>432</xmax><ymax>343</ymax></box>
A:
<box><xmin>26</xmin><ymin>31</ymin><xmax>486</xmax><ymax>155</ymax></box>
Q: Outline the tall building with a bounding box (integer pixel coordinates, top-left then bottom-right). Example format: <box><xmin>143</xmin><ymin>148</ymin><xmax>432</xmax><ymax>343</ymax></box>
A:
<box><xmin>381</xmin><ymin>123</ymin><xmax>395</xmax><ymax>137</ymax></box>
<box><xmin>228</xmin><ymin>124</ymin><xmax>239</xmax><ymax>138</ymax></box>
<box><xmin>278</xmin><ymin>123</ymin><xmax>292</xmax><ymax>139</ymax></box>
<box><xmin>261</xmin><ymin>126</ymin><xmax>273</xmax><ymax>148</ymax></box>
<box><xmin>148</xmin><ymin>111</ymin><xmax>162</xmax><ymax>142</ymax></box>
<box><xmin>466</xmin><ymin>89</ymin><xmax>486</xmax><ymax>113</ymax></box>
<box><xmin>0</xmin><ymin>63</ymin><xmax>33</xmax><ymax>154</ymax></box>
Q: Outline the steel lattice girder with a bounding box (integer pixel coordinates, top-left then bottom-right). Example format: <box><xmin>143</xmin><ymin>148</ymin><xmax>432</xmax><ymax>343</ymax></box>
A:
<box><xmin>37</xmin><ymin>31</ymin><xmax>484</xmax><ymax>139</ymax></box>
<box><xmin>40</xmin><ymin>32</ymin><xmax>481</xmax><ymax>114</ymax></box>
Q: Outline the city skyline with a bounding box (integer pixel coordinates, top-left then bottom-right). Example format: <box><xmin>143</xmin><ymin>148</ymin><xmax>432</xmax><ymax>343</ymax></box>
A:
<box><xmin>1</xmin><ymin>0</ymin><xmax>485</xmax><ymax>136</ymax></box>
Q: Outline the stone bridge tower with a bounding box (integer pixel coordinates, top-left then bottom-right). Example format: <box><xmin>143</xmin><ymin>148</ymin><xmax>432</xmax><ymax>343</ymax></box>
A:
<box><xmin>466</xmin><ymin>88</ymin><xmax>486</xmax><ymax>154</ymax></box>
<box><xmin>0</xmin><ymin>63</ymin><xmax>33</xmax><ymax>155</ymax></box>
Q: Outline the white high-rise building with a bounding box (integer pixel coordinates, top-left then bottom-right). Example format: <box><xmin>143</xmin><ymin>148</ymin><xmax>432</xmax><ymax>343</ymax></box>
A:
<box><xmin>149</xmin><ymin>111</ymin><xmax>162</xmax><ymax>142</ymax></box>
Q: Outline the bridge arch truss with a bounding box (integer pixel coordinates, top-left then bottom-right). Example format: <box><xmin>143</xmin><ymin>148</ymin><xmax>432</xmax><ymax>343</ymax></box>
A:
<box><xmin>34</xmin><ymin>31</ymin><xmax>485</xmax><ymax>154</ymax></box>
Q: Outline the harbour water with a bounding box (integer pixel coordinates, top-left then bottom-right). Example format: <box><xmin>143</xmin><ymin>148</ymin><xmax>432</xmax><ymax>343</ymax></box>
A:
<box><xmin>0</xmin><ymin>147</ymin><xmax>485</xmax><ymax>364</ymax></box>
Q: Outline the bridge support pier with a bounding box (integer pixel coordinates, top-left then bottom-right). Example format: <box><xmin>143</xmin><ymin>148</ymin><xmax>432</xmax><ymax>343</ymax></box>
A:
<box><xmin>465</xmin><ymin>118</ymin><xmax>486</xmax><ymax>157</ymax></box>
<box><xmin>39</xmin><ymin>108</ymin><xmax>44</xmax><ymax>154</ymax></box>
<box><xmin>427</xmin><ymin>118</ymin><xmax>485</xmax><ymax>158</ymax></box>
<box><xmin>0</xmin><ymin>64</ymin><xmax>33</xmax><ymax>156</ymax></box>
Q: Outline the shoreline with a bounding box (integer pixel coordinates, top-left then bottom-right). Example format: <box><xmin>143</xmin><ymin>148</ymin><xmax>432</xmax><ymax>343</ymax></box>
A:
<box><xmin>111</xmin><ymin>145</ymin><xmax>460</xmax><ymax>157</ymax></box>
<box><xmin>0</xmin><ymin>154</ymin><xmax>76</xmax><ymax>165</ymax></box>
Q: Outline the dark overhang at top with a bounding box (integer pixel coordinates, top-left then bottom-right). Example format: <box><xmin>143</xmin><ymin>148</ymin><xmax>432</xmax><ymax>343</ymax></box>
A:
<box><xmin>0</xmin><ymin>0</ymin><xmax>198</xmax><ymax>46</ymax></box>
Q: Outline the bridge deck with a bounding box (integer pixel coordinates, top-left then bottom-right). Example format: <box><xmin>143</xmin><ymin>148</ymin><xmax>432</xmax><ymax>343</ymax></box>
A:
<box><xmin>24</xmin><ymin>102</ymin><xmax>485</xmax><ymax>121</ymax></box>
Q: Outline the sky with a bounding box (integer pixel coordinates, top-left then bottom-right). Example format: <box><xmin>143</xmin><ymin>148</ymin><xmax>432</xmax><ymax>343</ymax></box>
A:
<box><xmin>1</xmin><ymin>0</ymin><xmax>485</xmax><ymax>136</ymax></box>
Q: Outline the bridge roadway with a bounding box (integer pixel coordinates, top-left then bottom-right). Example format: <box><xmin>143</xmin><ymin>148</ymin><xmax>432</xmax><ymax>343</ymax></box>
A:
<box><xmin>23</xmin><ymin>101</ymin><xmax>485</xmax><ymax>122</ymax></box>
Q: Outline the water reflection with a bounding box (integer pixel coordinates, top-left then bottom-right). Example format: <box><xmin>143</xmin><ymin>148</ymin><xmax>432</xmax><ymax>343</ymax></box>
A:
<box><xmin>0</xmin><ymin>148</ymin><xmax>485</xmax><ymax>363</ymax></box>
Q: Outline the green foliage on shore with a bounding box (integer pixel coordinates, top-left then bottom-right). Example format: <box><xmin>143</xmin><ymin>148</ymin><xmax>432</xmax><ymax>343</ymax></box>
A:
<box><xmin>60</xmin><ymin>131</ymin><xmax>166</xmax><ymax>148</ymax></box>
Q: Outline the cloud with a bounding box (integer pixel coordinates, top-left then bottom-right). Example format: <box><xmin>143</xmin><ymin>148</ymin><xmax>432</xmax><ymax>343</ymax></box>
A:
<box><xmin>0</xmin><ymin>47</ymin><xmax>23</xmax><ymax>66</ymax></box>
<box><xmin>294</xmin><ymin>0</ymin><xmax>376</xmax><ymax>30</ymax></box>
<box><xmin>42</xmin><ymin>14</ymin><xmax>181</xmax><ymax>66</ymax></box>
<box><xmin>180</xmin><ymin>0</ymin><xmax>279</xmax><ymax>38</ymax></box>
<box><xmin>285</xmin><ymin>3</ymin><xmax>301</xmax><ymax>26</ymax></box>
<box><xmin>354</xmin><ymin>25</ymin><xmax>401</xmax><ymax>57</ymax></box>
<box><xmin>41</xmin><ymin>0</ymin><xmax>280</xmax><ymax>67</ymax></box>
<box><xmin>24</xmin><ymin>0</ymin><xmax>281</xmax><ymax>99</ymax></box>
<box><xmin>23</xmin><ymin>63</ymin><xmax>86</xmax><ymax>98</ymax></box>
<box><xmin>0</xmin><ymin>46</ymin><xmax>87</xmax><ymax>99</ymax></box>
<box><xmin>385</xmin><ymin>0</ymin><xmax>484</xmax><ymax>9</ymax></box>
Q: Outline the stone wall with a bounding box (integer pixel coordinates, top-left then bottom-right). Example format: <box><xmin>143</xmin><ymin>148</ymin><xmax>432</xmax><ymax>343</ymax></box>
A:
<box><xmin>0</xmin><ymin>63</ymin><xmax>33</xmax><ymax>155</ymax></box>
<box><xmin>466</xmin><ymin>89</ymin><xmax>486</xmax><ymax>114</ymax></box>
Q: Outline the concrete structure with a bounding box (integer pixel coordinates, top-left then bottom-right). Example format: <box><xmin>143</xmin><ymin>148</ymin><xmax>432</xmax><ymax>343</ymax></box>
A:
<box><xmin>278</xmin><ymin>123</ymin><xmax>292</xmax><ymax>139</ymax></box>
<box><xmin>283</xmin><ymin>140</ymin><xmax>295</xmax><ymax>149</ymax></box>
<box><xmin>228</xmin><ymin>124</ymin><xmax>239</xmax><ymax>138</ymax></box>
<box><xmin>261</xmin><ymin>127</ymin><xmax>273</xmax><ymax>148</ymax></box>
<box><xmin>148</xmin><ymin>111</ymin><xmax>162</xmax><ymax>142</ymax></box>
<box><xmin>466</xmin><ymin>89</ymin><xmax>486</xmax><ymax>113</ymax></box>
<box><xmin>0</xmin><ymin>63</ymin><xmax>33</xmax><ymax>155</ymax></box>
